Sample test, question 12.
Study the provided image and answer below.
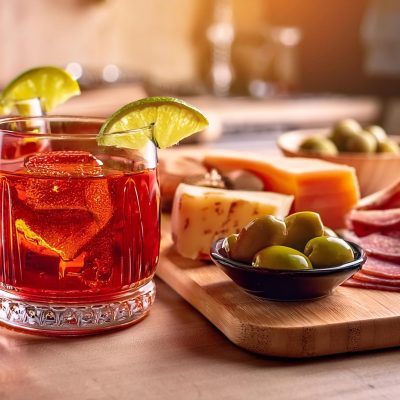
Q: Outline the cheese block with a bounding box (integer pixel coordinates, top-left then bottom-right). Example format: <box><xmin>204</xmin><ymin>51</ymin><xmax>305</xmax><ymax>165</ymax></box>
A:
<box><xmin>203</xmin><ymin>152</ymin><xmax>360</xmax><ymax>229</ymax></box>
<box><xmin>171</xmin><ymin>183</ymin><xmax>294</xmax><ymax>260</ymax></box>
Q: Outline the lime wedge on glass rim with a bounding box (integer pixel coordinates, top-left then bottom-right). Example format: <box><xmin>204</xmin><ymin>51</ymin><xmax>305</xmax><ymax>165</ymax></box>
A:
<box><xmin>0</xmin><ymin>66</ymin><xmax>80</xmax><ymax>114</ymax></box>
<box><xmin>97</xmin><ymin>97</ymin><xmax>209</xmax><ymax>149</ymax></box>
<box><xmin>0</xmin><ymin>99</ymin><xmax>12</xmax><ymax>116</ymax></box>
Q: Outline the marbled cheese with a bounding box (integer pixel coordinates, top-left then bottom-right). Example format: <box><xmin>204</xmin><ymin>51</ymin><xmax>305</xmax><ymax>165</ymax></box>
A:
<box><xmin>171</xmin><ymin>183</ymin><xmax>294</xmax><ymax>260</ymax></box>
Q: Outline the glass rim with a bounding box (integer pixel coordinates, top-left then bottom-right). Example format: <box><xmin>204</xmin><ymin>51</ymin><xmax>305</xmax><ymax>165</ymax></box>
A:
<box><xmin>0</xmin><ymin>115</ymin><xmax>154</xmax><ymax>140</ymax></box>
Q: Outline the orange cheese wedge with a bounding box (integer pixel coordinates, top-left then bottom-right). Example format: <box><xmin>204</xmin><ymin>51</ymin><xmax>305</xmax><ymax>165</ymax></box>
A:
<box><xmin>203</xmin><ymin>152</ymin><xmax>360</xmax><ymax>229</ymax></box>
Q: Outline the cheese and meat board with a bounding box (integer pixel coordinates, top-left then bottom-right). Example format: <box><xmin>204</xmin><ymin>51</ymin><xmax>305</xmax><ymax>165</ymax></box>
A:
<box><xmin>158</xmin><ymin>216</ymin><xmax>400</xmax><ymax>358</ymax></box>
<box><xmin>157</xmin><ymin>148</ymin><xmax>400</xmax><ymax>358</ymax></box>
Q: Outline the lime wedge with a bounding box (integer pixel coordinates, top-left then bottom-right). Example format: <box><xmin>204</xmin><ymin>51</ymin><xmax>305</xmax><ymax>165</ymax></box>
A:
<box><xmin>0</xmin><ymin>99</ymin><xmax>12</xmax><ymax>116</ymax></box>
<box><xmin>97</xmin><ymin>128</ymin><xmax>152</xmax><ymax>150</ymax></box>
<box><xmin>1</xmin><ymin>66</ymin><xmax>80</xmax><ymax>113</ymax></box>
<box><xmin>97</xmin><ymin>97</ymin><xmax>209</xmax><ymax>149</ymax></box>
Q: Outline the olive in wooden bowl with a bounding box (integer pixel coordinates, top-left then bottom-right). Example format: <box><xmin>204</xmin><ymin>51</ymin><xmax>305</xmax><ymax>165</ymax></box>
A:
<box><xmin>277</xmin><ymin>121</ymin><xmax>400</xmax><ymax>196</ymax></box>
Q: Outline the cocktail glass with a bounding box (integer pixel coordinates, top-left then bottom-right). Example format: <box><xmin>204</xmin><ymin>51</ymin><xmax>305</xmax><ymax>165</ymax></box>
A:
<box><xmin>0</xmin><ymin>116</ymin><xmax>160</xmax><ymax>335</ymax></box>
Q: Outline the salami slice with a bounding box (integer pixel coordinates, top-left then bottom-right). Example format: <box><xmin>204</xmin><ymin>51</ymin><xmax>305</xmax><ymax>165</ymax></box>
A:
<box><xmin>352</xmin><ymin>270</ymin><xmax>400</xmax><ymax>286</ymax></box>
<box><xmin>357</xmin><ymin>181</ymin><xmax>400</xmax><ymax>210</ymax></box>
<box><xmin>348</xmin><ymin>209</ymin><xmax>400</xmax><ymax>236</ymax></box>
<box><xmin>384</xmin><ymin>230</ymin><xmax>400</xmax><ymax>239</ymax></box>
<box><xmin>339</xmin><ymin>230</ymin><xmax>400</xmax><ymax>263</ymax></box>
<box><xmin>343</xmin><ymin>278</ymin><xmax>400</xmax><ymax>292</ymax></box>
<box><xmin>349</xmin><ymin>209</ymin><xmax>400</xmax><ymax>227</ymax></box>
<box><xmin>359</xmin><ymin>234</ymin><xmax>400</xmax><ymax>262</ymax></box>
<box><xmin>361</xmin><ymin>256</ymin><xmax>400</xmax><ymax>279</ymax></box>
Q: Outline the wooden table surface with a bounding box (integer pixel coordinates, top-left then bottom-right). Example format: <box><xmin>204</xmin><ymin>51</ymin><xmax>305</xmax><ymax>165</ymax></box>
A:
<box><xmin>1</xmin><ymin>278</ymin><xmax>400</xmax><ymax>400</ymax></box>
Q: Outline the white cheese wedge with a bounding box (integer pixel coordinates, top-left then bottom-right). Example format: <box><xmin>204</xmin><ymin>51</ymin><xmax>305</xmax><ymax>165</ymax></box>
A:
<box><xmin>171</xmin><ymin>183</ymin><xmax>294</xmax><ymax>260</ymax></box>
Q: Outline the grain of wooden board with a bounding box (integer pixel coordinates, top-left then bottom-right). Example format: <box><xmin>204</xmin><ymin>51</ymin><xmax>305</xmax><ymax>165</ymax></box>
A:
<box><xmin>157</xmin><ymin>215</ymin><xmax>400</xmax><ymax>358</ymax></box>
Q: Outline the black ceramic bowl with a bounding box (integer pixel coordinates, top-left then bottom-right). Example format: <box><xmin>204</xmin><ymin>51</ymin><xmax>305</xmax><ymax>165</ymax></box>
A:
<box><xmin>210</xmin><ymin>239</ymin><xmax>366</xmax><ymax>301</ymax></box>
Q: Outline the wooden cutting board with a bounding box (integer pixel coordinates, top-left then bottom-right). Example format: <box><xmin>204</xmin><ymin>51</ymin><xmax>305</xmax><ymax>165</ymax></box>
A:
<box><xmin>157</xmin><ymin>216</ymin><xmax>400</xmax><ymax>358</ymax></box>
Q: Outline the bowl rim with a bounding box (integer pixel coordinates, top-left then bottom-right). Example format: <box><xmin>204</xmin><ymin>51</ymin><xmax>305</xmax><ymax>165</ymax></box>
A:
<box><xmin>277</xmin><ymin>128</ymin><xmax>400</xmax><ymax>160</ymax></box>
<box><xmin>210</xmin><ymin>238</ymin><xmax>366</xmax><ymax>277</ymax></box>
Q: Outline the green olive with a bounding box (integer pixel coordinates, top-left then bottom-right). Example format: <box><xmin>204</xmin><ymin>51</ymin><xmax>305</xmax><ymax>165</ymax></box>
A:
<box><xmin>330</xmin><ymin>119</ymin><xmax>362</xmax><ymax>151</ymax></box>
<box><xmin>304</xmin><ymin>236</ymin><xmax>354</xmax><ymax>268</ymax></box>
<box><xmin>299</xmin><ymin>136</ymin><xmax>338</xmax><ymax>156</ymax></box>
<box><xmin>323</xmin><ymin>226</ymin><xmax>338</xmax><ymax>237</ymax></box>
<box><xmin>344</xmin><ymin>131</ymin><xmax>377</xmax><ymax>153</ymax></box>
<box><xmin>222</xmin><ymin>234</ymin><xmax>238</xmax><ymax>256</ymax></box>
<box><xmin>284</xmin><ymin>211</ymin><xmax>324</xmax><ymax>252</ymax></box>
<box><xmin>230</xmin><ymin>215</ymin><xmax>286</xmax><ymax>263</ymax></box>
<box><xmin>377</xmin><ymin>139</ymin><xmax>400</xmax><ymax>154</ymax></box>
<box><xmin>364</xmin><ymin>125</ymin><xmax>387</xmax><ymax>143</ymax></box>
<box><xmin>252</xmin><ymin>245</ymin><xmax>312</xmax><ymax>270</ymax></box>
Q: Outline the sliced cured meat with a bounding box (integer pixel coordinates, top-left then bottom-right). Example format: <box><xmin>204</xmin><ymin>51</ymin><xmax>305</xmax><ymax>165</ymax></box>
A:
<box><xmin>348</xmin><ymin>209</ymin><xmax>400</xmax><ymax>236</ymax></box>
<box><xmin>339</xmin><ymin>231</ymin><xmax>400</xmax><ymax>262</ymax></box>
<box><xmin>349</xmin><ymin>209</ymin><xmax>400</xmax><ymax>227</ymax></box>
<box><xmin>361</xmin><ymin>256</ymin><xmax>400</xmax><ymax>279</ymax></box>
<box><xmin>343</xmin><ymin>278</ymin><xmax>400</xmax><ymax>292</ymax></box>
<box><xmin>352</xmin><ymin>221</ymin><xmax>400</xmax><ymax>237</ymax></box>
<box><xmin>384</xmin><ymin>229</ymin><xmax>400</xmax><ymax>239</ymax></box>
<box><xmin>359</xmin><ymin>234</ymin><xmax>400</xmax><ymax>262</ymax></box>
<box><xmin>352</xmin><ymin>270</ymin><xmax>400</xmax><ymax>287</ymax></box>
<box><xmin>357</xmin><ymin>180</ymin><xmax>400</xmax><ymax>210</ymax></box>
<box><xmin>341</xmin><ymin>230</ymin><xmax>400</xmax><ymax>263</ymax></box>
<box><xmin>341</xmin><ymin>182</ymin><xmax>400</xmax><ymax>292</ymax></box>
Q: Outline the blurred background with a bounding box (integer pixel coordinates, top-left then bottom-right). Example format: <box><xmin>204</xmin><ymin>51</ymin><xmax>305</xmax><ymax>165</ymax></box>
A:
<box><xmin>1</xmin><ymin>0</ymin><xmax>400</xmax><ymax>145</ymax></box>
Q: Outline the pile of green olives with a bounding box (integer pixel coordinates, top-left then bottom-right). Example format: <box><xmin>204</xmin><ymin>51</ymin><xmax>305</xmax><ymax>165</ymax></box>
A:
<box><xmin>223</xmin><ymin>211</ymin><xmax>355</xmax><ymax>271</ymax></box>
<box><xmin>299</xmin><ymin>119</ymin><xmax>399</xmax><ymax>156</ymax></box>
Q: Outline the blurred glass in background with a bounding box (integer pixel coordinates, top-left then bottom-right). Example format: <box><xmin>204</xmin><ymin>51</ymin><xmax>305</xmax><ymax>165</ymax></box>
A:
<box><xmin>3</xmin><ymin>0</ymin><xmax>400</xmax><ymax>143</ymax></box>
<box><xmin>0</xmin><ymin>0</ymin><xmax>400</xmax><ymax>97</ymax></box>
<box><xmin>362</xmin><ymin>0</ymin><xmax>400</xmax><ymax>78</ymax></box>
<box><xmin>0</xmin><ymin>0</ymin><xmax>399</xmax><ymax>100</ymax></box>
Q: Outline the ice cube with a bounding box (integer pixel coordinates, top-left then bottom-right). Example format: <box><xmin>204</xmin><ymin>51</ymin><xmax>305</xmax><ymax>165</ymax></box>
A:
<box><xmin>25</xmin><ymin>151</ymin><xmax>103</xmax><ymax>177</ymax></box>
<box><xmin>16</xmin><ymin>151</ymin><xmax>114</xmax><ymax>261</ymax></box>
<box><xmin>23</xmin><ymin>151</ymin><xmax>112</xmax><ymax>219</ymax></box>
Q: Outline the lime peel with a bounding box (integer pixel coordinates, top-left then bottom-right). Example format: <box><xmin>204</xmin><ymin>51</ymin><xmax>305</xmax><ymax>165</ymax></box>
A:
<box><xmin>97</xmin><ymin>97</ymin><xmax>209</xmax><ymax>149</ymax></box>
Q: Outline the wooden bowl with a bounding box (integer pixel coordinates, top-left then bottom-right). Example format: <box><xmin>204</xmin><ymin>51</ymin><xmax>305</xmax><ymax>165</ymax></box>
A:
<box><xmin>277</xmin><ymin>129</ymin><xmax>400</xmax><ymax>196</ymax></box>
<box><xmin>210</xmin><ymin>238</ymin><xmax>366</xmax><ymax>301</ymax></box>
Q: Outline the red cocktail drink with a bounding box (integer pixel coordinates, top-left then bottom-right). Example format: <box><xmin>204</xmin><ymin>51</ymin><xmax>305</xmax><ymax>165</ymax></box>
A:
<box><xmin>0</xmin><ymin>116</ymin><xmax>160</xmax><ymax>335</ymax></box>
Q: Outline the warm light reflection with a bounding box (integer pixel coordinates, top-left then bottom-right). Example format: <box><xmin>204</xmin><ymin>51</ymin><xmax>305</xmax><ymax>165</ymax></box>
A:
<box><xmin>65</xmin><ymin>62</ymin><xmax>83</xmax><ymax>80</ymax></box>
<box><xmin>102</xmin><ymin>64</ymin><xmax>120</xmax><ymax>83</ymax></box>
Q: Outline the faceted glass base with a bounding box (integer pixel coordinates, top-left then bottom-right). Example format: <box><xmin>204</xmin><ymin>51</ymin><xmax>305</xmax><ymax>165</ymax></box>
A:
<box><xmin>0</xmin><ymin>280</ymin><xmax>156</xmax><ymax>336</ymax></box>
